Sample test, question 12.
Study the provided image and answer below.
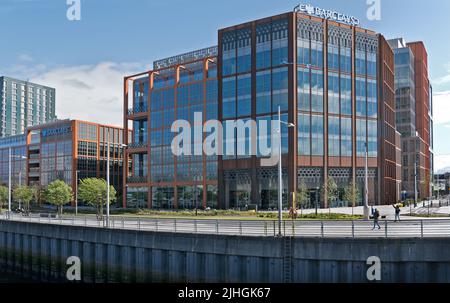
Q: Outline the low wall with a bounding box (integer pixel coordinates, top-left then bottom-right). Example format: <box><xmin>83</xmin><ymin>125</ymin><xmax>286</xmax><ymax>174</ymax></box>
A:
<box><xmin>0</xmin><ymin>220</ymin><xmax>449</xmax><ymax>283</ymax></box>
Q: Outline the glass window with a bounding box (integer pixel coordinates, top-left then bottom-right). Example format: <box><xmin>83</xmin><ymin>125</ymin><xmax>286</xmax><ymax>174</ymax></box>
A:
<box><xmin>328</xmin><ymin>72</ymin><xmax>339</xmax><ymax>114</ymax></box>
<box><xmin>297</xmin><ymin>67</ymin><xmax>310</xmax><ymax>112</ymax></box>
<box><xmin>328</xmin><ymin>116</ymin><xmax>340</xmax><ymax>156</ymax></box>
<box><xmin>271</xmin><ymin>19</ymin><xmax>288</xmax><ymax>67</ymax></box>
<box><xmin>356</xmin><ymin>118</ymin><xmax>367</xmax><ymax>157</ymax></box>
<box><xmin>256</xmin><ymin>23</ymin><xmax>272</xmax><ymax>70</ymax></box>
<box><xmin>272</xmin><ymin>67</ymin><xmax>288</xmax><ymax>112</ymax></box>
<box><xmin>256</xmin><ymin>70</ymin><xmax>271</xmax><ymax>115</ymax></box>
<box><xmin>311</xmin><ymin>115</ymin><xmax>324</xmax><ymax>156</ymax></box>
<box><xmin>340</xmin><ymin>74</ymin><xmax>352</xmax><ymax>115</ymax></box>
<box><xmin>237</xmin><ymin>74</ymin><xmax>251</xmax><ymax>117</ymax></box>
<box><xmin>237</xmin><ymin>28</ymin><xmax>252</xmax><ymax>73</ymax></box>
<box><xmin>311</xmin><ymin>69</ymin><xmax>324</xmax><ymax>113</ymax></box>
<box><xmin>222</xmin><ymin>77</ymin><xmax>236</xmax><ymax>119</ymax></box>
<box><xmin>222</xmin><ymin>32</ymin><xmax>236</xmax><ymax>76</ymax></box>
<box><xmin>297</xmin><ymin>38</ymin><xmax>310</xmax><ymax>66</ymax></box>
<box><xmin>298</xmin><ymin>113</ymin><xmax>310</xmax><ymax>156</ymax></box>
<box><xmin>341</xmin><ymin>117</ymin><xmax>352</xmax><ymax>157</ymax></box>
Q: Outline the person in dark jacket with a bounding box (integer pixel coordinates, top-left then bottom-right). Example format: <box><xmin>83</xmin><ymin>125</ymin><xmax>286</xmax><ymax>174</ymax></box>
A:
<box><xmin>372</xmin><ymin>209</ymin><xmax>381</xmax><ymax>230</ymax></box>
<box><xmin>393</xmin><ymin>204</ymin><xmax>401</xmax><ymax>222</ymax></box>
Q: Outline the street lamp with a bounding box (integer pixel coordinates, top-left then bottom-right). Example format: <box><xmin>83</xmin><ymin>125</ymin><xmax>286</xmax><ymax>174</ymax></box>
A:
<box><xmin>276</xmin><ymin>106</ymin><xmax>296</xmax><ymax>237</ymax></box>
<box><xmin>414</xmin><ymin>131</ymin><xmax>419</xmax><ymax>208</ymax></box>
<box><xmin>105</xmin><ymin>128</ymin><xmax>127</xmax><ymax>227</ymax></box>
<box><xmin>364</xmin><ymin>142</ymin><xmax>369</xmax><ymax>220</ymax></box>
<box><xmin>75</xmin><ymin>170</ymin><xmax>80</xmax><ymax>216</ymax></box>
<box><xmin>8</xmin><ymin>147</ymin><xmax>27</xmax><ymax>217</ymax></box>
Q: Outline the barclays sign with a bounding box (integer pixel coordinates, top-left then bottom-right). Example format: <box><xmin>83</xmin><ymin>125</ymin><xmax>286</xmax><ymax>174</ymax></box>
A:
<box><xmin>41</xmin><ymin>126</ymin><xmax>72</xmax><ymax>138</ymax></box>
<box><xmin>294</xmin><ymin>4</ymin><xmax>360</xmax><ymax>27</ymax></box>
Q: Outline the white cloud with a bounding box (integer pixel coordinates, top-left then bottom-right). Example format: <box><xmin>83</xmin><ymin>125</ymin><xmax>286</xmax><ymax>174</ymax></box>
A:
<box><xmin>434</xmin><ymin>62</ymin><xmax>450</xmax><ymax>86</ymax></box>
<box><xmin>435</xmin><ymin>155</ymin><xmax>450</xmax><ymax>173</ymax></box>
<box><xmin>29</xmin><ymin>62</ymin><xmax>150</xmax><ymax>126</ymax></box>
<box><xmin>433</xmin><ymin>90</ymin><xmax>450</xmax><ymax>125</ymax></box>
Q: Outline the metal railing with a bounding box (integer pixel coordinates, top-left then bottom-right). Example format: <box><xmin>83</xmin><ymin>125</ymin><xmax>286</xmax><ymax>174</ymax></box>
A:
<box><xmin>127</xmin><ymin>142</ymin><xmax>148</xmax><ymax>149</ymax></box>
<box><xmin>1</xmin><ymin>212</ymin><xmax>450</xmax><ymax>239</ymax></box>
<box><xmin>127</xmin><ymin>106</ymin><xmax>147</xmax><ymax>116</ymax></box>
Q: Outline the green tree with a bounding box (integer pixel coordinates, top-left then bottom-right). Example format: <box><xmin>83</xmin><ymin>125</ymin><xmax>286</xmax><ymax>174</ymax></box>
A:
<box><xmin>43</xmin><ymin>180</ymin><xmax>73</xmax><ymax>216</ymax></box>
<box><xmin>343</xmin><ymin>181</ymin><xmax>360</xmax><ymax>208</ymax></box>
<box><xmin>77</xmin><ymin>178</ymin><xmax>116</xmax><ymax>220</ymax></box>
<box><xmin>321</xmin><ymin>177</ymin><xmax>338</xmax><ymax>209</ymax></box>
<box><xmin>31</xmin><ymin>185</ymin><xmax>42</xmax><ymax>206</ymax></box>
<box><xmin>13</xmin><ymin>186</ymin><xmax>34</xmax><ymax>215</ymax></box>
<box><xmin>0</xmin><ymin>186</ymin><xmax>8</xmax><ymax>214</ymax></box>
<box><xmin>296</xmin><ymin>181</ymin><xmax>309</xmax><ymax>216</ymax></box>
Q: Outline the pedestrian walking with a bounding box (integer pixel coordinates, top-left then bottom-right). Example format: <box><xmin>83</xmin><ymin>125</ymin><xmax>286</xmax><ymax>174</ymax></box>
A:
<box><xmin>393</xmin><ymin>204</ymin><xmax>401</xmax><ymax>222</ymax></box>
<box><xmin>372</xmin><ymin>209</ymin><xmax>381</xmax><ymax>230</ymax></box>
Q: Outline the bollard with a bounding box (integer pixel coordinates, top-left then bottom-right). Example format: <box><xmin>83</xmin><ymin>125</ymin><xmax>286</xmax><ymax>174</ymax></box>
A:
<box><xmin>264</xmin><ymin>221</ymin><xmax>268</xmax><ymax>236</ymax></box>
<box><xmin>321</xmin><ymin>222</ymin><xmax>324</xmax><ymax>238</ymax></box>
<box><xmin>155</xmin><ymin>219</ymin><xmax>158</xmax><ymax>231</ymax></box>
<box><xmin>273</xmin><ymin>221</ymin><xmax>276</xmax><ymax>237</ymax></box>
<box><xmin>352</xmin><ymin>221</ymin><xmax>355</xmax><ymax>238</ymax></box>
<box><xmin>216</xmin><ymin>220</ymin><xmax>219</xmax><ymax>234</ymax></box>
<box><xmin>138</xmin><ymin>218</ymin><xmax>141</xmax><ymax>230</ymax></box>
<box><xmin>122</xmin><ymin>217</ymin><xmax>125</xmax><ymax>229</ymax></box>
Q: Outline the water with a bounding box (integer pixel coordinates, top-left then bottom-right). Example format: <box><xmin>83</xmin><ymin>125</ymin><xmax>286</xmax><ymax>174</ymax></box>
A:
<box><xmin>0</xmin><ymin>272</ymin><xmax>34</xmax><ymax>283</ymax></box>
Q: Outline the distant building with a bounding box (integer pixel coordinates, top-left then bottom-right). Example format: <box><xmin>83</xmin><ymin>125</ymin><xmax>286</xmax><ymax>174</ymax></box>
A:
<box><xmin>0</xmin><ymin>119</ymin><xmax>130</xmax><ymax>206</ymax></box>
<box><xmin>388</xmin><ymin>38</ymin><xmax>433</xmax><ymax>200</ymax></box>
<box><xmin>0</xmin><ymin>76</ymin><xmax>57</xmax><ymax>137</ymax></box>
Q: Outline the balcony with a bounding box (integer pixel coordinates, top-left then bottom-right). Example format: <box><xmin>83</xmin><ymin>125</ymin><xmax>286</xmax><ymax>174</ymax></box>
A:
<box><xmin>127</xmin><ymin>106</ymin><xmax>148</xmax><ymax>116</ymax></box>
<box><xmin>127</xmin><ymin>142</ymin><xmax>148</xmax><ymax>150</ymax></box>
<box><xmin>127</xmin><ymin>176</ymin><xmax>148</xmax><ymax>184</ymax></box>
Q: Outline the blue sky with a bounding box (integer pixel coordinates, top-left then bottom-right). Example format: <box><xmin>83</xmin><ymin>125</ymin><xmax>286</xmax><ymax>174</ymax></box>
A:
<box><xmin>1</xmin><ymin>0</ymin><xmax>450</xmax><ymax>171</ymax></box>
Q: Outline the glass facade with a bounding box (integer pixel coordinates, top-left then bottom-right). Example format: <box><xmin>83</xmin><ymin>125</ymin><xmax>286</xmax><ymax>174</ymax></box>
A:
<box><xmin>127</xmin><ymin>56</ymin><xmax>218</xmax><ymax>209</ymax></box>
<box><xmin>0</xmin><ymin>77</ymin><xmax>56</xmax><ymax>138</ymax></box>
<box><xmin>125</xmin><ymin>12</ymin><xmax>393</xmax><ymax>209</ymax></box>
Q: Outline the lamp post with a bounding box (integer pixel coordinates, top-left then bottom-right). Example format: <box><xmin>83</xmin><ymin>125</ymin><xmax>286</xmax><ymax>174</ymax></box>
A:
<box><xmin>414</xmin><ymin>132</ymin><xmax>419</xmax><ymax>208</ymax></box>
<box><xmin>8</xmin><ymin>147</ymin><xmax>27</xmax><ymax>217</ymax></box>
<box><xmin>364</xmin><ymin>142</ymin><xmax>369</xmax><ymax>220</ymax></box>
<box><xmin>276</xmin><ymin>106</ymin><xmax>295</xmax><ymax>237</ymax></box>
<box><xmin>106</xmin><ymin>128</ymin><xmax>127</xmax><ymax>227</ymax></box>
<box><xmin>75</xmin><ymin>170</ymin><xmax>79</xmax><ymax>216</ymax></box>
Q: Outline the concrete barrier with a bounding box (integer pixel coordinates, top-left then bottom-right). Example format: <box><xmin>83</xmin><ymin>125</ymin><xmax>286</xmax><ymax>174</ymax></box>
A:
<box><xmin>1</xmin><ymin>220</ymin><xmax>450</xmax><ymax>283</ymax></box>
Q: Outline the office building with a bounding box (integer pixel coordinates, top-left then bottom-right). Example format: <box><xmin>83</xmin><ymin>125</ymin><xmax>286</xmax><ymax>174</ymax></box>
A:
<box><xmin>388</xmin><ymin>38</ymin><xmax>433</xmax><ymax>200</ymax></box>
<box><xmin>124</xmin><ymin>8</ymin><xmax>404</xmax><ymax>209</ymax></box>
<box><xmin>124</xmin><ymin>48</ymin><xmax>218</xmax><ymax>209</ymax></box>
<box><xmin>0</xmin><ymin>119</ymin><xmax>128</xmax><ymax>205</ymax></box>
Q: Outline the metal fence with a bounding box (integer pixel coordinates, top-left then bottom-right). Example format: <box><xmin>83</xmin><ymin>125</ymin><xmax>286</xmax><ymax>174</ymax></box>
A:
<box><xmin>2</xmin><ymin>212</ymin><xmax>450</xmax><ymax>238</ymax></box>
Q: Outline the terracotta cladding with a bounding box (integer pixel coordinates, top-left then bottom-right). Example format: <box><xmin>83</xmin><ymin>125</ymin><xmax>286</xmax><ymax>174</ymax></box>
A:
<box><xmin>378</xmin><ymin>35</ymin><xmax>398</xmax><ymax>204</ymax></box>
<box><xmin>406</xmin><ymin>41</ymin><xmax>431</xmax><ymax>198</ymax></box>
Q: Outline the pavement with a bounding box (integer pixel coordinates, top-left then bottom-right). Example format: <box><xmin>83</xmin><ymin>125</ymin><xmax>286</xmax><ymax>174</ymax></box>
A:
<box><xmin>2</xmin><ymin>209</ymin><xmax>450</xmax><ymax>238</ymax></box>
<box><xmin>299</xmin><ymin>200</ymin><xmax>450</xmax><ymax>220</ymax></box>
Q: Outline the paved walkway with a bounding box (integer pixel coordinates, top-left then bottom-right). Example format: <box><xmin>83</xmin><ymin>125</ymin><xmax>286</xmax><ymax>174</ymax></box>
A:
<box><xmin>2</xmin><ymin>211</ymin><xmax>450</xmax><ymax>238</ymax></box>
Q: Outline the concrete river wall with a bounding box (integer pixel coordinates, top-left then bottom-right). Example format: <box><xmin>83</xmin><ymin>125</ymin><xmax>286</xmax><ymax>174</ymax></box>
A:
<box><xmin>1</xmin><ymin>220</ymin><xmax>450</xmax><ymax>283</ymax></box>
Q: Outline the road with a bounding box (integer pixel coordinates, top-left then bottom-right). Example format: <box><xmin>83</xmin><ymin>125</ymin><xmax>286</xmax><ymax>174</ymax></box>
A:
<box><xmin>2</xmin><ymin>212</ymin><xmax>450</xmax><ymax>238</ymax></box>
